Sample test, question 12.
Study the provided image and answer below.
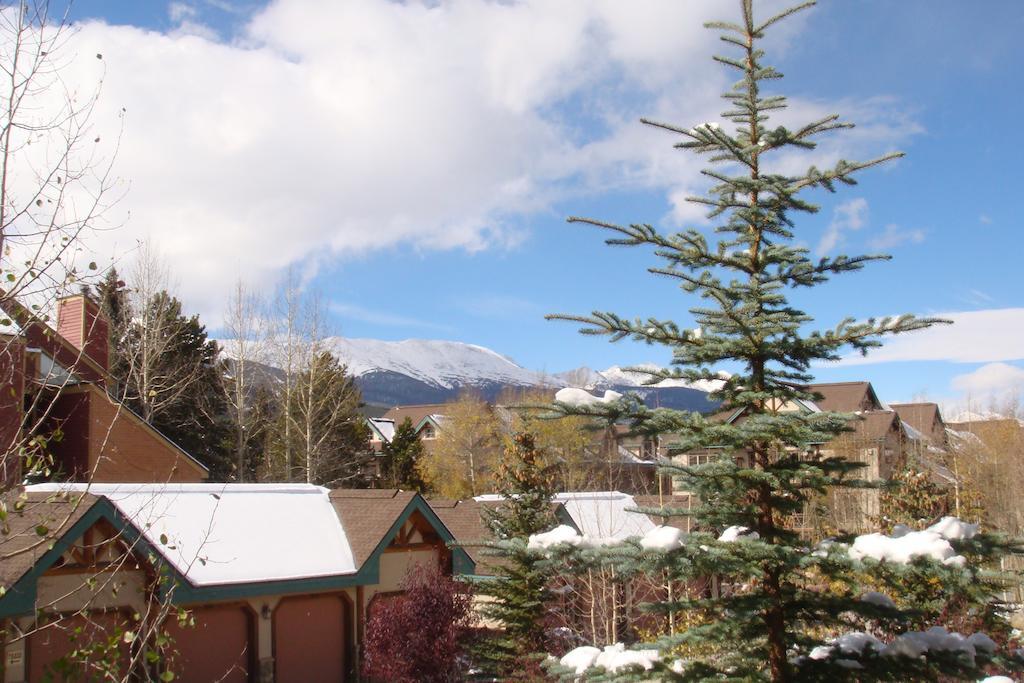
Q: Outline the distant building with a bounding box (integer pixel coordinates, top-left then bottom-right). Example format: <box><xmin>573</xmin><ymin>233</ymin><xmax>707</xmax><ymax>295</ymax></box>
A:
<box><xmin>891</xmin><ymin>402</ymin><xmax>949</xmax><ymax>449</ymax></box>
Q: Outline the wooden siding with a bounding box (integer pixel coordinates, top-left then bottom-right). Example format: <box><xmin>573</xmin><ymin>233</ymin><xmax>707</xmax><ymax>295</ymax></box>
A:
<box><xmin>85</xmin><ymin>388</ymin><xmax>207</xmax><ymax>482</ymax></box>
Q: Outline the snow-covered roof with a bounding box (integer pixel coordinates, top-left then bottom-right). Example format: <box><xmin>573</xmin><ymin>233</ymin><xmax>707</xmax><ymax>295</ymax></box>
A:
<box><xmin>26</xmin><ymin>483</ymin><xmax>358</xmax><ymax>586</ymax></box>
<box><xmin>367</xmin><ymin>417</ymin><xmax>395</xmax><ymax>443</ymax></box>
<box><xmin>553</xmin><ymin>492</ymin><xmax>656</xmax><ymax>541</ymax></box>
<box><xmin>475</xmin><ymin>491</ymin><xmax>657</xmax><ymax>541</ymax></box>
<box><xmin>900</xmin><ymin>419</ymin><xmax>927</xmax><ymax>442</ymax></box>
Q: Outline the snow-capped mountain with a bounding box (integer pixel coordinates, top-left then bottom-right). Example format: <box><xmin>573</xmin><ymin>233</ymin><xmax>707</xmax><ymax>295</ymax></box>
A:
<box><xmin>326</xmin><ymin>338</ymin><xmax>543</xmax><ymax>389</ymax></box>
<box><xmin>219</xmin><ymin>337</ymin><xmax>718</xmax><ymax>411</ymax></box>
<box><xmin>556</xmin><ymin>364</ymin><xmax>728</xmax><ymax>394</ymax></box>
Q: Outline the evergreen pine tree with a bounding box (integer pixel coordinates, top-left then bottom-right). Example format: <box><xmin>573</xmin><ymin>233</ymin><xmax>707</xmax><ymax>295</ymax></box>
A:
<box><xmin>104</xmin><ymin>286</ymin><xmax>233</xmax><ymax>478</ymax></box>
<box><xmin>472</xmin><ymin>432</ymin><xmax>558</xmax><ymax>679</ymax></box>
<box><xmin>541</xmin><ymin>1</ymin><xmax>1023</xmax><ymax>680</ymax></box>
<box><xmin>88</xmin><ymin>267</ymin><xmax>130</xmax><ymax>391</ymax></box>
<box><xmin>383</xmin><ymin>416</ymin><xmax>426</xmax><ymax>491</ymax></box>
<box><xmin>149</xmin><ymin>307</ymin><xmax>232</xmax><ymax>479</ymax></box>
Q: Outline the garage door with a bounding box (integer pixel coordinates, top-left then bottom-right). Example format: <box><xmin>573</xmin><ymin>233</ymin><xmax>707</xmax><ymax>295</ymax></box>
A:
<box><xmin>274</xmin><ymin>594</ymin><xmax>349</xmax><ymax>682</ymax></box>
<box><xmin>166</xmin><ymin>604</ymin><xmax>253</xmax><ymax>683</ymax></box>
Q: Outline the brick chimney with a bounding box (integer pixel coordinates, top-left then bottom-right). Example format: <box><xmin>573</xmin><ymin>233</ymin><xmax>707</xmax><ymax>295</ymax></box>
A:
<box><xmin>56</xmin><ymin>294</ymin><xmax>110</xmax><ymax>371</ymax></box>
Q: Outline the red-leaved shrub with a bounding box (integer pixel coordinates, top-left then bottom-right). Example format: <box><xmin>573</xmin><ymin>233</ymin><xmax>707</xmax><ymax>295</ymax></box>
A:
<box><xmin>362</xmin><ymin>561</ymin><xmax>473</xmax><ymax>683</ymax></box>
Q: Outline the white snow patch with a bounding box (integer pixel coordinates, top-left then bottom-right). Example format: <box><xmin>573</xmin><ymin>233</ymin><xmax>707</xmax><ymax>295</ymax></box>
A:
<box><xmin>559</xmin><ymin>646</ymin><xmax>601</xmax><ymax>675</ymax></box>
<box><xmin>640</xmin><ymin>525</ymin><xmax>685</xmax><ymax>551</ymax></box>
<box><xmin>928</xmin><ymin>516</ymin><xmax>979</xmax><ymax>541</ymax></box>
<box><xmin>527</xmin><ymin>525</ymin><xmax>583</xmax><ymax>551</ymax></box>
<box><xmin>594</xmin><ymin>643</ymin><xmax>660</xmax><ymax>673</ymax></box>
<box><xmin>719</xmin><ymin>525</ymin><xmax>759</xmax><ymax>542</ymax></box>
<box><xmin>810</xmin><ymin>632</ymin><xmax>882</xmax><ymax>662</ymax></box>
<box><xmin>882</xmin><ymin>626</ymin><xmax>994</xmax><ymax>663</ymax></box>
<box><xmin>554</xmin><ymin>387</ymin><xmax>622</xmax><ymax>407</ymax></box>
<box><xmin>849</xmin><ymin>517</ymin><xmax>978</xmax><ymax>567</ymax></box>
<box><xmin>557</xmin><ymin>651</ymin><xmax>602</xmax><ymax>675</ymax></box>
<box><xmin>558</xmin><ymin>644</ymin><xmax>661</xmax><ymax>675</ymax></box>
<box><xmin>968</xmin><ymin>632</ymin><xmax>997</xmax><ymax>654</ymax></box>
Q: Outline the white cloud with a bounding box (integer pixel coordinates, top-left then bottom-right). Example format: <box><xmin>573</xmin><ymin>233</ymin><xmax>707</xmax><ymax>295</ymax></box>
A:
<box><xmin>26</xmin><ymin>0</ymin><xmax>917</xmax><ymax>321</ymax></box>
<box><xmin>328</xmin><ymin>302</ymin><xmax>451</xmax><ymax>332</ymax></box>
<box><xmin>868</xmin><ymin>223</ymin><xmax>925</xmax><ymax>250</ymax></box>
<box><xmin>951</xmin><ymin>363</ymin><xmax>1024</xmax><ymax>400</ymax></box>
<box><xmin>168</xmin><ymin>3</ymin><xmax>197</xmax><ymax>23</ymax></box>
<box><xmin>817</xmin><ymin>198</ymin><xmax>868</xmax><ymax>256</ymax></box>
<box><xmin>839</xmin><ymin>308</ymin><xmax>1024</xmax><ymax>365</ymax></box>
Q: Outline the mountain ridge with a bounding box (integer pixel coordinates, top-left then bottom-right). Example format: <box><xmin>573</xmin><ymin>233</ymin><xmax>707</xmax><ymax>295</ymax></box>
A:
<box><xmin>219</xmin><ymin>336</ymin><xmax>719</xmax><ymax>412</ymax></box>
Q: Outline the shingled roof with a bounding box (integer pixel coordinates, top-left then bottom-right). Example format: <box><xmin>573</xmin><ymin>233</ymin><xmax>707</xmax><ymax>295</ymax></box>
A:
<box><xmin>0</xmin><ymin>491</ymin><xmax>98</xmax><ymax>590</ymax></box>
<box><xmin>843</xmin><ymin>410</ymin><xmax>902</xmax><ymax>442</ymax></box>
<box><xmin>806</xmin><ymin>382</ymin><xmax>884</xmax><ymax>413</ymax></box>
<box><xmin>329</xmin><ymin>489</ymin><xmax>417</xmax><ymax>568</ymax></box>
<box><xmin>428</xmin><ymin>498</ymin><xmax>495</xmax><ymax>573</ymax></box>
<box><xmin>890</xmin><ymin>403</ymin><xmax>945</xmax><ymax>445</ymax></box>
<box><xmin>381</xmin><ymin>404</ymin><xmax>450</xmax><ymax>429</ymax></box>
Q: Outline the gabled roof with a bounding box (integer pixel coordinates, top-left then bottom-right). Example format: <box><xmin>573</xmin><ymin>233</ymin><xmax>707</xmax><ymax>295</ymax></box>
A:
<box><xmin>0</xmin><ymin>491</ymin><xmax>99</xmax><ymax>590</ymax></box>
<box><xmin>21</xmin><ymin>484</ymin><xmax>468</xmax><ymax>584</ymax></box>
<box><xmin>415</xmin><ymin>414</ymin><xmax>447</xmax><ymax>434</ymax></box>
<box><xmin>428</xmin><ymin>498</ymin><xmax>494</xmax><ymax>574</ymax></box>
<box><xmin>890</xmin><ymin>403</ymin><xmax>944</xmax><ymax>439</ymax></box>
<box><xmin>329</xmin><ymin>489</ymin><xmax>416</xmax><ymax>567</ymax></box>
<box><xmin>26</xmin><ymin>483</ymin><xmax>357</xmax><ymax>585</ymax></box>
<box><xmin>843</xmin><ymin>410</ymin><xmax>902</xmax><ymax>442</ymax></box>
<box><xmin>551</xmin><ymin>492</ymin><xmax>657</xmax><ymax>541</ymax></box>
<box><xmin>429</xmin><ymin>497</ymin><xmax>579</xmax><ymax>576</ymax></box>
<box><xmin>366</xmin><ymin>417</ymin><xmax>396</xmax><ymax>443</ymax></box>
<box><xmin>806</xmin><ymin>381</ymin><xmax>884</xmax><ymax>413</ymax></box>
<box><xmin>382</xmin><ymin>404</ymin><xmax>450</xmax><ymax>428</ymax></box>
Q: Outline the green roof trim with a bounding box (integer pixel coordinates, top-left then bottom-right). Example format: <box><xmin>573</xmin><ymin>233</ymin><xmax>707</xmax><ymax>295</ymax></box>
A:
<box><xmin>0</xmin><ymin>491</ymin><xmax>476</xmax><ymax>617</ymax></box>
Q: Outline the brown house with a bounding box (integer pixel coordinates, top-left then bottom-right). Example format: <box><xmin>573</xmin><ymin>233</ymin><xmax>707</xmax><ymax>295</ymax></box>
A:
<box><xmin>0</xmin><ymin>293</ymin><xmax>207</xmax><ymax>484</ymax></box>
<box><xmin>0</xmin><ymin>484</ymin><xmax>473</xmax><ymax>683</ymax></box>
<box><xmin>891</xmin><ymin>402</ymin><xmax>949</xmax><ymax>449</ymax></box>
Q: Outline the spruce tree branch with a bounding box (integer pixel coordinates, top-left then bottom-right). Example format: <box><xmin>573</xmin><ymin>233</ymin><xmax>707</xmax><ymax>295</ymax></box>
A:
<box><xmin>789</xmin><ymin>152</ymin><xmax>905</xmax><ymax>192</ymax></box>
<box><xmin>754</xmin><ymin>1</ymin><xmax>817</xmax><ymax>35</ymax></box>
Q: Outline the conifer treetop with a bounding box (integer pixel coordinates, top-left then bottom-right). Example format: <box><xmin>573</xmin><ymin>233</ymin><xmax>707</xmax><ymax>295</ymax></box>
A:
<box><xmin>540</xmin><ymin>2</ymin><xmax>1020</xmax><ymax>681</ymax></box>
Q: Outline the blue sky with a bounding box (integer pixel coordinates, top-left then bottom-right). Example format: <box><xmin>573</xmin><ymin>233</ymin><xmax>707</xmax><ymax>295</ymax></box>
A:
<box><xmin>65</xmin><ymin>0</ymin><xmax>1022</xmax><ymax>411</ymax></box>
